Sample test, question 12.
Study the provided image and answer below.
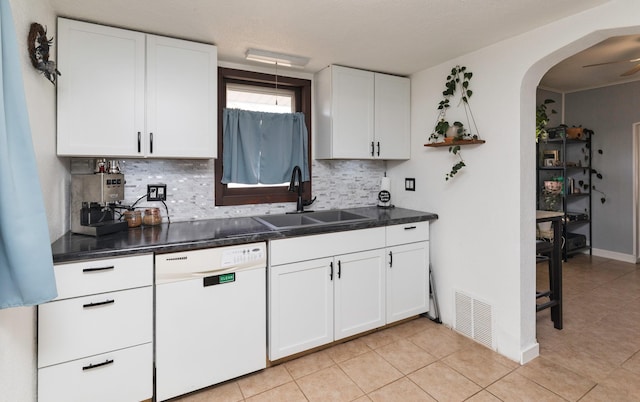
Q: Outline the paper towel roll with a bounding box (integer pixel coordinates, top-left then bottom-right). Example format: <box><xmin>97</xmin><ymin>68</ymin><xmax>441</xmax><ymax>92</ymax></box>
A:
<box><xmin>381</xmin><ymin>177</ymin><xmax>390</xmax><ymax>191</ymax></box>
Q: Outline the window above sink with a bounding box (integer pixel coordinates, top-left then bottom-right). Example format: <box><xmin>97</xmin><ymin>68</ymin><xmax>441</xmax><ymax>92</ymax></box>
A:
<box><xmin>214</xmin><ymin>68</ymin><xmax>312</xmax><ymax>207</ymax></box>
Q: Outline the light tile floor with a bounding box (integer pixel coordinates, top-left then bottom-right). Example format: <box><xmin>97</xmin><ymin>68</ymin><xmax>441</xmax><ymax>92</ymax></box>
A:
<box><xmin>174</xmin><ymin>254</ymin><xmax>640</xmax><ymax>401</ymax></box>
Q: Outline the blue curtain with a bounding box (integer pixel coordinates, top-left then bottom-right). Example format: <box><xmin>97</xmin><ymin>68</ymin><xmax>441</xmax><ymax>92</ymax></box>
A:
<box><xmin>222</xmin><ymin>109</ymin><xmax>309</xmax><ymax>184</ymax></box>
<box><xmin>0</xmin><ymin>0</ymin><xmax>57</xmax><ymax>308</ymax></box>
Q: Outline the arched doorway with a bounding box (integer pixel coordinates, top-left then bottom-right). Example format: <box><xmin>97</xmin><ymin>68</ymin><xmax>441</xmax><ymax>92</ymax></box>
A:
<box><xmin>521</xmin><ymin>27</ymin><xmax>640</xmax><ymax>359</ymax></box>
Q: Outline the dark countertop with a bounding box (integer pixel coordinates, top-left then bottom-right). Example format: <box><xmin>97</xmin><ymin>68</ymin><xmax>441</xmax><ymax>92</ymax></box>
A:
<box><xmin>51</xmin><ymin>207</ymin><xmax>438</xmax><ymax>263</ymax></box>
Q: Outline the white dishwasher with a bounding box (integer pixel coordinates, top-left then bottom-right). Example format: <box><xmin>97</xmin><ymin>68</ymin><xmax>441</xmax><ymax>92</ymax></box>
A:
<box><xmin>155</xmin><ymin>242</ymin><xmax>266</xmax><ymax>401</ymax></box>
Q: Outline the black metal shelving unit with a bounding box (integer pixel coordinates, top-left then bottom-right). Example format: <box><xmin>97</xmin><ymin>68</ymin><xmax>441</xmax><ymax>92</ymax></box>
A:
<box><xmin>536</xmin><ymin>126</ymin><xmax>593</xmax><ymax>260</ymax></box>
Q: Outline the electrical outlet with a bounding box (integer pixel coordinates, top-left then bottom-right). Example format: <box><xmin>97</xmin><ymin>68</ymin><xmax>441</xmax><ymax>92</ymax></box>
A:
<box><xmin>147</xmin><ymin>184</ymin><xmax>167</xmax><ymax>201</ymax></box>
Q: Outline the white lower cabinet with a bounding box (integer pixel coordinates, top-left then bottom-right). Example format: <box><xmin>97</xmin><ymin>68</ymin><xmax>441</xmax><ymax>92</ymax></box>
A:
<box><xmin>38</xmin><ymin>254</ymin><xmax>153</xmax><ymax>402</ymax></box>
<box><xmin>269</xmin><ymin>257</ymin><xmax>334</xmax><ymax>360</ymax></box>
<box><xmin>386</xmin><ymin>241</ymin><xmax>429</xmax><ymax>323</ymax></box>
<box><xmin>269</xmin><ymin>249</ymin><xmax>385</xmax><ymax>361</ymax></box>
<box><xmin>268</xmin><ymin>222</ymin><xmax>430</xmax><ymax>361</ymax></box>
<box><xmin>38</xmin><ymin>343</ymin><xmax>152</xmax><ymax>402</ymax></box>
<box><xmin>386</xmin><ymin>222</ymin><xmax>430</xmax><ymax>324</ymax></box>
<box><xmin>334</xmin><ymin>249</ymin><xmax>386</xmax><ymax>340</ymax></box>
<box><xmin>268</xmin><ymin>228</ymin><xmax>386</xmax><ymax>361</ymax></box>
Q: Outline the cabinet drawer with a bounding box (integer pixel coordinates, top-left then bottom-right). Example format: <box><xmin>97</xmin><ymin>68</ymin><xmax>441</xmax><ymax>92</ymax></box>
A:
<box><xmin>386</xmin><ymin>221</ymin><xmax>429</xmax><ymax>246</ymax></box>
<box><xmin>53</xmin><ymin>254</ymin><xmax>153</xmax><ymax>300</ymax></box>
<box><xmin>38</xmin><ymin>342</ymin><xmax>152</xmax><ymax>402</ymax></box>
<box><xmin>38</xmin><ymin>286</ymin><xmax>152</xmax><ymax>368</ymax></box>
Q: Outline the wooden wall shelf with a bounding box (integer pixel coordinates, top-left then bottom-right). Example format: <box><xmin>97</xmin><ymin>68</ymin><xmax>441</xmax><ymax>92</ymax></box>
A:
<box><xmin>424</xmin><ymin>139</ymin><xmax>486</xmax><ymax>148</ymax></box>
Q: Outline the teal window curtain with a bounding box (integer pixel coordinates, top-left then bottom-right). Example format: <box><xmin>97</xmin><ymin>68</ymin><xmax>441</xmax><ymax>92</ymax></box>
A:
<box><xmin>0</xmin><ymin>0</ymin><xmax>58</xmax><ymax>308</ymax></box>
<box><xmin>222</xmin><ymin>109</ymin><xmax>309</xmax><ymax>184</ymax></box>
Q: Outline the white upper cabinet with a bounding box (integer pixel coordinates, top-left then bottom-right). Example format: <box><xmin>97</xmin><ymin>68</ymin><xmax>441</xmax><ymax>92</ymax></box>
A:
<box><xmin>316</xmin><ymin>66</ymin><xmax>374</xmax><ymax>159</ymax></box>
<box><xmin>375</xmin><ymin>73</ymin><xmax>411</xmax><ymax>159</ymax></box>
<box><xmin>57</xmin><ymin>19</ymin><xmax>145</xmax><ymax>157</ymax></box>
<box><xmin>145</xmin><ymin>35</ymin><xmax>217</xmax><ymax>158</ymax></box>
<box><xmin>315</xmin><ymin>65</ymin><xmax>410</xmax><ymax>160</ymax></box>
<box><xmin>56</xmin><ymin>18</ymin><xmax>217</xmax><ymax>159</ymax></box>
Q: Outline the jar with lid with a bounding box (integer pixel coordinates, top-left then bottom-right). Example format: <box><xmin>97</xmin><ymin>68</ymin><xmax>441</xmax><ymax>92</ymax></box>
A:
<box><xmin>143</xmin><ymin>207</ymin><xmax>162</xmax><ymax>226</ymax></box>
<box><xmin>123</xmin><ymin>210</ymin><xmax>142</xmax><ymax>228</ymax></box>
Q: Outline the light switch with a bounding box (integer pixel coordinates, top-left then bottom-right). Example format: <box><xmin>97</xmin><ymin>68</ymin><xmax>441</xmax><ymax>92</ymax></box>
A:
<box><xmin>405</xmin><ymin>178</ymin><xmax>415</xmax><ymax>191</ymax></box>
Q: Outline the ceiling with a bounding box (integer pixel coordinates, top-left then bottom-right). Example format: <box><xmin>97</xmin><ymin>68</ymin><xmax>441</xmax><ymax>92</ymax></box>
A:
<box><xmin>48</xmin><ymin>0</ymin><xmax>637</xmax><ymax>92</ymax></box>
<box><xmin>540</xmin><ymin>34</ymin><xmax>640</xmax><ymax>92</ymax></box>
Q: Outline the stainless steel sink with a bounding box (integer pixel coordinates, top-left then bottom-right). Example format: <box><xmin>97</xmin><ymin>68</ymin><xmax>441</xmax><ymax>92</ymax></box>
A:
<box><xmin>306</xmin><ymin>210</ymin><xmax>369</xmax><ymax>223</ymax></box>
<box><xmin>253</xmin><ymin>210</ymin><xmax>371</xmax><ymax>230</ymax></box>
<box><xmin>253</xmin><ymin>214</ymin><xmax>320</xmax><ymax>229</ymax></box>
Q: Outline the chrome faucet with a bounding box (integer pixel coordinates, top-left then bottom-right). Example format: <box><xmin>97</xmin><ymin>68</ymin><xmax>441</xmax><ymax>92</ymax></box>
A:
<box><xmin>288</xmin><ymin>166</ymin><xmax>304</xmax><ymax>213</ymax></box>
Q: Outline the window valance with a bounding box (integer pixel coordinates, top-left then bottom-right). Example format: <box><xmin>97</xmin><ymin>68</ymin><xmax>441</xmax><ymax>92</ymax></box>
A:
<box><xmin>222</xmin><ymin>109</ymin><xmax>310</xmax><ymax>184</ymax></box>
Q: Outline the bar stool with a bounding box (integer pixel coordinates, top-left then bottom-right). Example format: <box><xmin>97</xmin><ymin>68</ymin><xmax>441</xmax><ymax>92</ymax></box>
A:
<box><xmin>536</xmin><ymin>239</ymin><xmax>557</xmax><ymax>313</ymax></box>
<box><xmin>535</xmin><ymin>212</ymin><xmax>563</xmax><ymax>329</ymax></box>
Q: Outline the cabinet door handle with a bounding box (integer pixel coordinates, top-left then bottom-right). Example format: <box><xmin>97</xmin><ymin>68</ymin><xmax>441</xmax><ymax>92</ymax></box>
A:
<box><xmin>330</xmin><ymin>261</ymin><xmax>334</xmax><ymax>281</ymax></box>
<box><xmin>149</xmin><ymin>132</ymin><xmax>153</xmax><ymax>154</ymax></box>
<box><xmin>82</xmin><ymin>359</ymin><xmax>114</xmax><ymax>371</ymax></box>
<box><xmin>389</xmin><ymin>251</ymin><xmax>393</xmax><ymax>268</ymax></box>
<box><xmin>370</xmin><ymin>141</ymin><xmax>375</xmax><ymax>157</ymax></box>
<box><xmin>377</xmin><ymin>141</ymin><xmax>380</xmax><ymax>156</ymax></box>
<box><xmin>82</xmin><ymin>299</ymin><xmax>115</xmax><ymax>309</ymax></box>
<box><xmin>137</xmin><ymin>132</ymin><xmax>141</xmax><ymax>153</ymax></box>
<box><xmin>337</xmin><ymin>260</ymin><xmax>341</xmax><ymax>279</ymax></box>
<box><xmin>82</xmin><ymin>266</ymin><xmax>114</xmax><ymax>273</ymax></box>
<box><xmin>404</xmin><ymin>226</ymin><xmax>417</xmax><ymax>230</ymax></box>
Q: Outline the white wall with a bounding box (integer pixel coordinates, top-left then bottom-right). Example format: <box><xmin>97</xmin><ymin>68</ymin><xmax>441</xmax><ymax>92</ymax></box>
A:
<box><xmin>389</xmin><ymin>0</ymin><xmax>640</xmax><ymax>362</ymax></box>
<box><xmin>11</xmin><ymin>0</ymin><xmax>66</xmax><ymax>241</ymax></box>
<box><xmin>0</xmin><ymin>1</ymin><xmax>60</xmax><ymax>401</ymax></box>
<box><xmin>565</xmin><ymin>81</ymin><xmax>640</xmax><ymax>257</ymax></box>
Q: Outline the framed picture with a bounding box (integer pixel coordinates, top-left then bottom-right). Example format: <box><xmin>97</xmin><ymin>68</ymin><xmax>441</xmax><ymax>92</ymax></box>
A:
<box><xmin>544</xmin><ymin>158</ymin><xmax>555</xmax><ymax>167</ymax></box>
<box><xmin>542</xmin><ymin>149</ymin><xmax>560</xmax><ymax>161</ymax></box>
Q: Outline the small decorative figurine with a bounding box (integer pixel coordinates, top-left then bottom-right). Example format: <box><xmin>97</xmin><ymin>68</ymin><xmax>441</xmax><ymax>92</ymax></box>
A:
<box><xmin>28</xmin><ymin>22</ymin><xmax>61</xmax><ymax>85</ymax></box>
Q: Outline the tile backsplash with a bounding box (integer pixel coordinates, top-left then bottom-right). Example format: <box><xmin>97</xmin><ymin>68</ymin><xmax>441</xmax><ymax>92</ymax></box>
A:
<box><xmin>71</xmin><ymin>158</ymin><xmax>386</xmax><ymax>222</ymax></box>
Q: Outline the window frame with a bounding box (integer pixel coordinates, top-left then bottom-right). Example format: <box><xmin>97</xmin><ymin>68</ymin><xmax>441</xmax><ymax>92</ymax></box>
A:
<box><xmin>215</xmin><ymin>67</ymin><xmax>312</xmax><ymax>206</ymax></box>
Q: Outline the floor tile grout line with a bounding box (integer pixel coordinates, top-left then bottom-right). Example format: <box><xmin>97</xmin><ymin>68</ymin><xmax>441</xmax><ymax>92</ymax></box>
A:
<box><xmin>336</xmin><ymin>361</ymin><xmax>370</xmax><ymax>400</ymax></box>
<box><xmin>510</xmin><ymin>370</ymin><xmax>574</xmax><ymax>402</ymax></box>
<box><xmin>289</xmin><ymin>377</ymin><xmax>311</xmax><ymax>402</ymax></box>
<box><xmin>439</xmin><ymin>353</ymin><xmax>518</xmax><ymax>391</ymax></box>
<box><xmin>576</xmin><ymin>383</ymin><xmax>598</xmax><ymax>402</ymax></box>
<box><xmin>403</xmin><ymin>374</ymin><xmax>441</xmax><ymax>401</ymax></box>
<box><xmin>281</xmin><ymin>363</ymin><xmax>312</xmax><ymax>402</ymax></box>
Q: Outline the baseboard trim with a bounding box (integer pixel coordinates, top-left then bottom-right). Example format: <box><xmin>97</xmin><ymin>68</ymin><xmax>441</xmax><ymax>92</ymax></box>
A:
<box><xmin>591</xmin><ymin>248</ymin><xmax>636</xmax><ymax>263</ymax></box>
<box><xmin>520</xmin><ymin>342</ymin><xmax>539</xmax><ymax>364</ymax></box>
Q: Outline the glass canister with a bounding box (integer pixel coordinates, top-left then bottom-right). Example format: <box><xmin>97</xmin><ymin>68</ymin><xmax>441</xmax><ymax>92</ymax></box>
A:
<box><xmin>123</xmin><ymin>210</ymin><xmax>142</xmax><ymax>228</ymax></box>
<box><xmin>143</xmin><ymin>207</ymin><xmax>162</xmax><ymax>226</ymax></box>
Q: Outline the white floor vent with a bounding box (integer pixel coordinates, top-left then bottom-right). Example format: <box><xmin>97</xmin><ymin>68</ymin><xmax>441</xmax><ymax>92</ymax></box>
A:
<box><xmin>454</xmin><ymin>290</ymin><xmax>494</xmax><ymax>349</ymax></box>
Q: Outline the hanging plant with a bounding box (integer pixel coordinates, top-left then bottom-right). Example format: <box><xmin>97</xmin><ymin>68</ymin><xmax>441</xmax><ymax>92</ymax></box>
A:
<box><xmin>579</xmin><ymin>130</ymin><xmax>607</xmax><ymax>204</ymax></box>
<box><xmin>536</xmin><ymin>99</ymin><xmax>556</xmax><ymax>142</ymax></box>
<box><xmin>591</xmin><ymin>147</ymin><xmax>607</xmax><ymax>204</ymax></box>
<box><xmin>428</xmin><ymin>65</ymin><xmax>481</xmax><ymax>180</ymax></box>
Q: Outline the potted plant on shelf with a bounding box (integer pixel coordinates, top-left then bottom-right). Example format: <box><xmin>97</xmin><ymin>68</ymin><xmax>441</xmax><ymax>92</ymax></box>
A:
<box><xmin>536</xmin><ymin>99</ymin><xmax>557</xmax><ymax>142</ymax></box>
<box><xmin>427</xmin><ymin>65</ymin><xmax>482</xmax><ymax>180</ymax></box>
